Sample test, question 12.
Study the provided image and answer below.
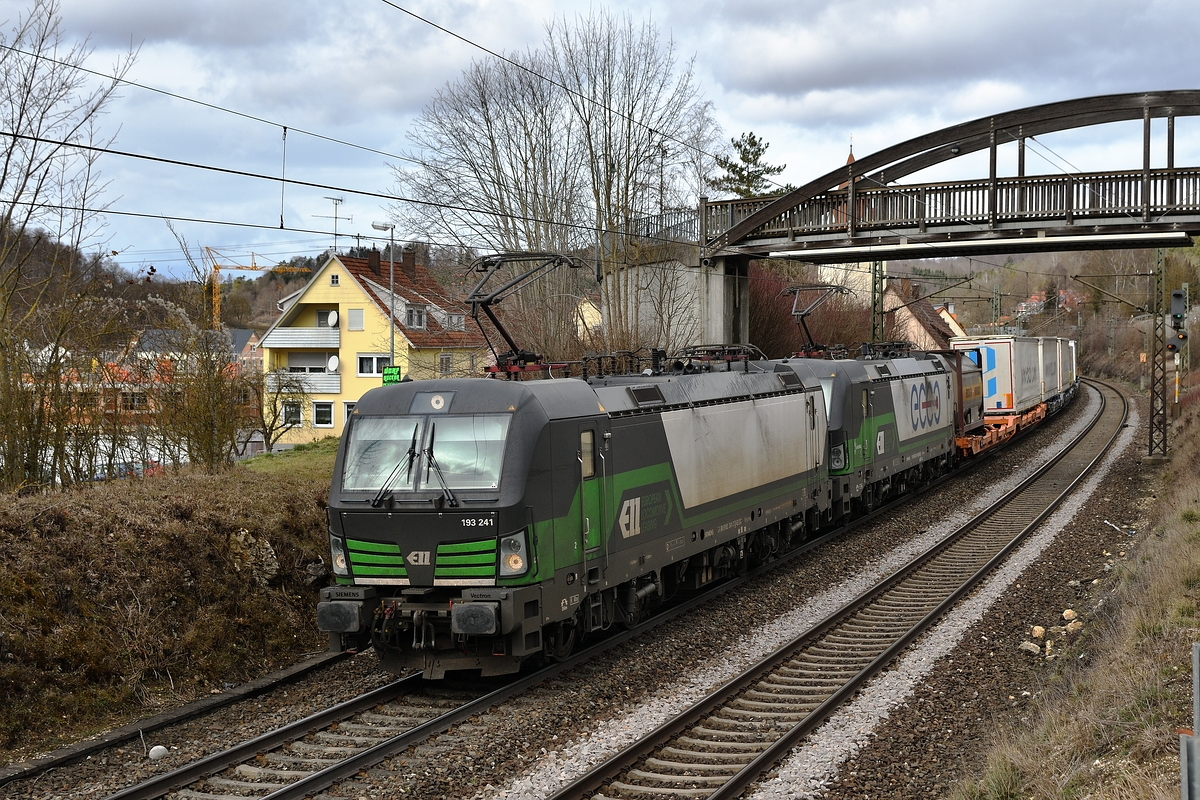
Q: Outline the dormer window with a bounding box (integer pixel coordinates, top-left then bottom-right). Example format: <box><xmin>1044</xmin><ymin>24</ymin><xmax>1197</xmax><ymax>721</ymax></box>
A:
<box><xmin>405</xmin><ymin>305</ymin><xmax>426</xmax><ymax>329</ymax></box>
<box><xmin>446</xmin><ymin>313</ymin><xmax>464</xmax><ymax>331</ymax></box>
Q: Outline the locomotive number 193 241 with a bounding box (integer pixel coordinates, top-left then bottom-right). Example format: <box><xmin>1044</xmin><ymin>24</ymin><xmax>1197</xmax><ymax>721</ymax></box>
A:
<box><xmin>461</xmin><ymin>517</ymin><xmax>495</xmax><ymax>527</ymax></box>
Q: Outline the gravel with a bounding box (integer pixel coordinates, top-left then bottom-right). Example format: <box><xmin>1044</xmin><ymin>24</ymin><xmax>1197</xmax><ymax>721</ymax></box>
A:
<box><xmin>751</xmin><ymin>394</ymin><xmax>1141</xmax><ymax>799</ymax></box>
<box><xmin>1</xmin><ymin>651</ymin><xmax>394</xmax><ymax>799</ymax></box>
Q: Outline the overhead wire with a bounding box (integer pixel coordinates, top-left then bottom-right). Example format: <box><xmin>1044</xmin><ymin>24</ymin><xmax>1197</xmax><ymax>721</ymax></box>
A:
<box><xmin>0</xmin><ymin>41</ymin><xmax>658</xmax><ymax>238</ymax></box>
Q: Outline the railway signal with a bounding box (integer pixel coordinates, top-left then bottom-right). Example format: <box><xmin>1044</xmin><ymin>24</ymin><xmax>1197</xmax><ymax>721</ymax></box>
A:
<box><xmin>1169</xmin><ymin>288</ymin><xmax>1189</xmax><ymax>354</ymax></box>
<box><xmin>1172</xmin><ymin>289</ymin><xmax>1187</xmax><ymax>329</ymax></box>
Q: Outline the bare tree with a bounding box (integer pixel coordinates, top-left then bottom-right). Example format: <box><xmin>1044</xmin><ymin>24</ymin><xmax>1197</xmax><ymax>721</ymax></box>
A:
<box><xmin>547</xmin><ymin>10</ymin><xmax>711</xmax><ymax>349</ymax></box>
<box><xmin>399</xmin><ymin>51</ymin><xmax>586</xmax><ymax>254</ymax></box>
<box><xmin>251</xmin><ymin>369</ymin><xmax>311</xmax><ymax>454</ymax></box>
<box><xmin>395</xmin><ymin>9</ymin><xmax>720</xmax><ymax>356</ymax></box>
<box><xmin>0</xmin><ymin>1</ymin><xmax>135</xmax><ymax>491</ymax></box>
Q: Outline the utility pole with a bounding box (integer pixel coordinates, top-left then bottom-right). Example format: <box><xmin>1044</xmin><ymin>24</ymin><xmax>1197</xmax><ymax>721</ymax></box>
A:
<box><xmin>1149</xmin><ymin>250</ymin><xmax>1167</xmax><ymax>457</ymax></box>
<box><xmin>870</xmin><ymin>261</ymin><xmax>885</xmax><ymax>343</ymax></box>
<box><xmin>372</xmin><ymin>221</ymin><xmax>397</xmax><ymax>370</ymax></box>
<box><xmin>1184</xmin><ymin>282</ymin><xmax>1191</xmax><ymax>395</ymax></box>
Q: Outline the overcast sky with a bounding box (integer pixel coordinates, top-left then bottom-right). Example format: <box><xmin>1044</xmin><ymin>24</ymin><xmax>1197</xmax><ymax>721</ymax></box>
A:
<box><xmin>6</xmin><ymin>0</ymin><xmax>1198</xmax><ymax>277</ymax></box>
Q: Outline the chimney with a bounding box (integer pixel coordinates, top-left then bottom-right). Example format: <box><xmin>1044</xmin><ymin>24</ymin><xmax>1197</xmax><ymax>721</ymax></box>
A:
<box><xmin>402</xmin><ymin>245</ymin><xmax>417</xmax><ymax>281</ymax></box>
<box><xmin>367</xmin><ymin>249</ymin><xmax>381</xmax><ymax>276</ymax></box>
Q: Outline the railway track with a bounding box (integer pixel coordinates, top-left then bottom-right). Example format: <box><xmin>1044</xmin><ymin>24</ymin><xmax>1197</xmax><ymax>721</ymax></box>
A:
<box><xmin>546</xmin><ymin>378</ymin><xmax>1126</xmax><ymax>800</ymax></box>
<box><xmin>3</xmin><ymin>386</ymin><xmax>1094</xmax><ymax>800</ymax></box>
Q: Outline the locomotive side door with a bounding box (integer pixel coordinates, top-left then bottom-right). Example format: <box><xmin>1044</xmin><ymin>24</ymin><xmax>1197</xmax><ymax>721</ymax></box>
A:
<box><xmin>857</xmin><ymin>386</ymin><xmax>874</xmax><ymax>469</ymax></box>
<box><xmin>578</xmin><ymin>424</ymin><xmax>603</xmax><ymax>556</ymax></box>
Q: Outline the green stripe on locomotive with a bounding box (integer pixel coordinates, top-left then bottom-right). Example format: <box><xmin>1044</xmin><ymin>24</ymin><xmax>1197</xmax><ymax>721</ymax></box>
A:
<box><xmin>509</xmin><ymin>457</ymin><xmax>821</xmax><ymax>588</ymax></box>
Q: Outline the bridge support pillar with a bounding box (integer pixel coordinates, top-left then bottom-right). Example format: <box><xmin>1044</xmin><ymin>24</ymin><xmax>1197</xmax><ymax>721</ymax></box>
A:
<box><xmin>698</xmin><ymin>254</ymin><xmax>750</xmax><ymax>345</ymax></box>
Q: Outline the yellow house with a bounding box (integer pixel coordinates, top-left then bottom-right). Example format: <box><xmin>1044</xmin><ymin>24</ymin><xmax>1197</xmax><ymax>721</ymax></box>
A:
<box><xmin>259</xmin><ymin>249</ymin><xmax>488</xmax><ymax>445</ymax></box>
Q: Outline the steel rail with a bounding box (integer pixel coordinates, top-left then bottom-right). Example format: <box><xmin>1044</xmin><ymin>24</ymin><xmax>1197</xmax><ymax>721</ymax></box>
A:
<box><xmin>547</xmin><ymin>378</ymin><xmax>1124</xmax><ymax>800</ymax></box>
<box><xmin>100</xmin><ymin>674</ymin><xmax>421</xmax><ymax>800</ymax></box>
<box><xmin>0</xmin><ymin>652</ymin><xmax>347</xmax><ymax>789</ymax></box>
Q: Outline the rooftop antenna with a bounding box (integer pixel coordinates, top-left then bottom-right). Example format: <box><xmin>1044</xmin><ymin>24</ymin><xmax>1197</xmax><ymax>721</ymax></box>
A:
<box><xmin>313</xmin><ymin>196</ymin><xmax>351</xmax><ymax>253</ymax></box>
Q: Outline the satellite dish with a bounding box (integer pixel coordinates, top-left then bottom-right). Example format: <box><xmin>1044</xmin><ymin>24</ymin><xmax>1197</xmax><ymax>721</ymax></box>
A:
<box><xmin>327</xmin><ymin>310</ymin><xmax>339</xmax><ymax>328</ymax></box>
<box><xmin>327</xmin><ymin>355</ymin><xmax>340</xmax><ymax>373</ymax></box>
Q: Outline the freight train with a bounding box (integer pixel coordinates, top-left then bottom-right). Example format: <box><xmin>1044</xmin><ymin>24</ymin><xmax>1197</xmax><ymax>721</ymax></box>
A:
<box><xmin>317</xmin><ymin>336</ymin><xmax>1077</xmax><ymax>678</ymax></box>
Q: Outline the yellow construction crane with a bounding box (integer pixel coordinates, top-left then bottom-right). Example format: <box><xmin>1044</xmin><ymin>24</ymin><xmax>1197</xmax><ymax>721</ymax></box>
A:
<box><xmin>205</xmin><ymin>246</ymin><xmax>310</xmax><ymax>328</ymax></box>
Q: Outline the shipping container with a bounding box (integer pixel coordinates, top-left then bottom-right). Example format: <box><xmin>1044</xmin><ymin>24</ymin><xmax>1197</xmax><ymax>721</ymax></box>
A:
<box><xmin>949</xmin><ymin>336</ymin><xmax>1043</xmax><ymax>415</ymax></box>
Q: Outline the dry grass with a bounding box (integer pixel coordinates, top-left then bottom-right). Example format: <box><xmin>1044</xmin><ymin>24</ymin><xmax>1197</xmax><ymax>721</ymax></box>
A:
<box><xmin>241</xmin><ymin>436</ymin><xmax>339</xmax><ymax>481</ymax></box>
<box><xmin>0</xmin><ymin>451</ymin><xmax>334</xmax><ymax>758</ymax></box>
<box><xmin>952</xmin><ymin>395</ymin><xmax>1200</xmax><ymax>799</ymax></box>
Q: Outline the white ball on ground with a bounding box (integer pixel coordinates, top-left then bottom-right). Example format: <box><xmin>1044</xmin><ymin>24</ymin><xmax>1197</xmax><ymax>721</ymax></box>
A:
<box><xmin>148</xmin><ymin>745</ymin><xmax>169</xmax><ymax>761</ymax></box>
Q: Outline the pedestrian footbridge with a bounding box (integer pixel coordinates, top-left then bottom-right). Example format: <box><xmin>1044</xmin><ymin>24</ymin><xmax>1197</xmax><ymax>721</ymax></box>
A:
<box><xmin>701</xmin><ymin>91</ymin><xmax>1200</xmax><ymax>263</ymax></box>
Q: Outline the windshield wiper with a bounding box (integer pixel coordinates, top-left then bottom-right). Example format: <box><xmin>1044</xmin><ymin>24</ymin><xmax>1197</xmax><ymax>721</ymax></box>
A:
<box><xmin>370</xmin><ymin>425</ymin><xmax>419</xmax><ymax>508</ymax></box>
<box><xmin>424</xmin><ymin>423</ymin><xmax>459</xmax><ymax>508</ymax></box>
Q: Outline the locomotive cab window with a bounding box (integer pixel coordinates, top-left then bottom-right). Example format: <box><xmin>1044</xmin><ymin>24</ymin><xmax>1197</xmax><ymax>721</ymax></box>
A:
<box><xmin>341</xmin><ymin>414</ymin><xmax>510</xmax><ymax>492</ymax></box>
<box><xmin>580</xmin><ymin>430</ymin><xmax>595</xmax><ymax>479</ymax></box>
<box><xmin>342</xmin><ymin>416</ymin><xmax>424</xmax><ymax>492</ymax></box>
<box><xmin>425</xmin><ymin>415</ymin><xmax>509</xmax><ymax>489</ymax></box>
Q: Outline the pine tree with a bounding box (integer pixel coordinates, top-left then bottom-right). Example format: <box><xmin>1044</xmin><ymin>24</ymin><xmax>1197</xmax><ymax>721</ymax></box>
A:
<box><xmin>707</xmin><ymin>132</ymin><xmax>786</xmax><ymax>198</ymax></box>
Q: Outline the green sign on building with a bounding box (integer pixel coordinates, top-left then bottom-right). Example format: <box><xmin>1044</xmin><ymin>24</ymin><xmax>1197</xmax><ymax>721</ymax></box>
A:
<box><xmin>382</xmin><ymin>366</ymin><xmax>401</xmax><ymax>385</ymax></box>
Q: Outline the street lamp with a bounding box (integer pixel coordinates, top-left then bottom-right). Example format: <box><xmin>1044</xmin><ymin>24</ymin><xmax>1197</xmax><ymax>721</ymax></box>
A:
<box><xmin>371</xmin><ymin>221</ymin><xmax>396</xmax><ymax>368</ymax></box>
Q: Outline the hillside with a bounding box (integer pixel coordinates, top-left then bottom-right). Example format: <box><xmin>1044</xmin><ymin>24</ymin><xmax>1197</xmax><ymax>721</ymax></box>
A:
<box><xmin>0</xmin><ymin>439</ymin><xmax>337</xmax><ymax>756</ymax></box>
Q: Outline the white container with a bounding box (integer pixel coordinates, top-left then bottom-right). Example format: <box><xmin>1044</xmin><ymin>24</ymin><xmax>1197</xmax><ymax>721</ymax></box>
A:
<box><xmin>1039</xmin><ymin>338</ymin><xmax>1061</xmax><ymax>401</ymax></box>
<box><xmin>950</xmin><ymin>336</ymin><xmax>1043</xmax><ymax>415</ymax></box>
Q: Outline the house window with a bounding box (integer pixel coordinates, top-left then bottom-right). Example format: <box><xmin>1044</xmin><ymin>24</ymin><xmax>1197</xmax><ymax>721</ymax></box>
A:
<box><xmin>282</xmin><ymin>402</ymin><xmax>301</xmax><ymax>425</ymax></box>
<box><xmin>120</xmin><ymin>392</ymin><xmax>148</xmax><ymax>411</ymax></box>
<box><xmin>357</xmin><ymin>354</ymin><xmax>391</xmax><ymax>376</ymax></box>
<box><xmin>344</xmin><ymin>402</ymin><xmax>356</xmax><ymax>423</ymax></box>
<box><xmin>446</xmin><ymin>313</ymin><xmax>464</xmax><ymax>331</ymax></box>
<box><xmin>330</xmin><ymin>274</ymin><xmax>340</xmax><ymax>286</ymax></box>
<box><xmin>347</xmin><ymin>308</ymin><xmax>364</xmax><ymax>330</ymax></box>
<box><xmin>313</xmin><ymin>402</ymin><xmax>333</xmax><ymax>427</ymax></box>
<box><xmin>288</xmin><ymin>352</ymin><xmax>334</xmax><ymax>373</ymax></box>
<box><xmin>405</xmin><ymin>305</ymin><xmax>426</xmax><ymax>329</ymax></box>
<box><xmin>438</xmin><ymin>353</ymin><xmax>453</xmax><ymax>376</ymax></box>
<box><xmin>317</xmin><ymin>309</ymin><xmax>338</xmax><ymax>328</ymax></box>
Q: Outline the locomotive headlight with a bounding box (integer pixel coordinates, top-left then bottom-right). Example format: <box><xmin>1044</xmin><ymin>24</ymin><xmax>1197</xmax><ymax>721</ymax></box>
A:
<box><xmin>499</xmin><ymin>531</ymin><xmax>529</xmax><ymax>577</ymax></box>
<box><xmin>830</xmin><ymin>443</ymin><xmax>846</xmax><ymax>471</ymax></box>
<box><xmin>329</xmin><ymin>532</ymin><xmax>349</xmax><ymax>576</ymax></box>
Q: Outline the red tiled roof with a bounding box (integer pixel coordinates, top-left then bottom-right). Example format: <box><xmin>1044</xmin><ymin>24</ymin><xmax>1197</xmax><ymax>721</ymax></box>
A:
<box><xmin>335</xmin><ymin>255</ymin><xmax>487</xmax><ymax>350</ymax></box>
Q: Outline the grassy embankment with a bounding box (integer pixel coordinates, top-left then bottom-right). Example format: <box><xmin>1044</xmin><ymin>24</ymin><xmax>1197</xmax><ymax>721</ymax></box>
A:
<box><xmin>0</xmin><ymin>438</ymin><xmax>338</xmax><ymax>760</ymax></box>
<box><xmin>954</xmin><ymin>393</ymin><xmax>1200</xmax><ymax>799</ymax></box>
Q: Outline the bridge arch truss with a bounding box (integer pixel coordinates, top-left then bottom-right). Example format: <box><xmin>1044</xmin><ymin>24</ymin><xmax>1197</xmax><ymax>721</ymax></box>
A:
<box><xmin>703</xmin><ymin>91</ymin><xmax>1200</xmax><ymax>262</ymax></box>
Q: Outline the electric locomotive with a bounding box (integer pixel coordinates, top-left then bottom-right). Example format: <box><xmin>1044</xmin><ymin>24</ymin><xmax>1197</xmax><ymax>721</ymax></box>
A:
<box><xmin>317</xmin><ymin>348</ymin><xmax>991</xmax><ymax>678</ymax></box>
